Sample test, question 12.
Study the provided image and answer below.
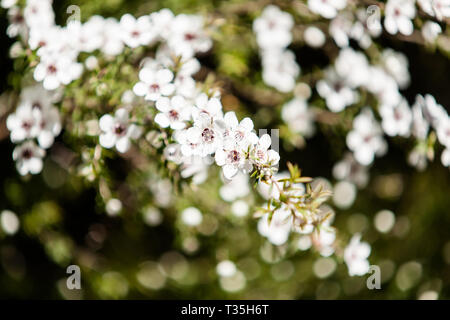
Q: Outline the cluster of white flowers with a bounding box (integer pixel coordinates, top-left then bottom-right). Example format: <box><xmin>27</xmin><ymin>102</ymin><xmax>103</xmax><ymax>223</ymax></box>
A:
<box><xmin>6</xmin><ymin>85</ymin><xmax>61</xmax><ymax>175</ymax></box>
<box><xmin>85</xmin><ymin>9</ymin><xmax>280</xmax><ymax>182</ymax></box>
<box><xmin>253</xmin><ymin>5</ymin><xmax>299</xmax><ymax>93</ymax></box>
<box><xmin>5</xmin><ymin>0</ymin><xmax>212</xmax><ymax>91</ymax></box>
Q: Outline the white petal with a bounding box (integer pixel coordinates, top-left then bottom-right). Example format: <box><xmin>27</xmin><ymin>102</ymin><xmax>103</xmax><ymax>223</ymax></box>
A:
<box><xmin>99</xmin><ymin>114</ymin><xmax>114</xmax><ymax>132</ymax></box>
<box><xmin>99</xmin><ymin>133</ymin><xmax>116</xmax><ymax>148</ymax></box>
<box><xmin>154</xmin><ymin>113</ymin><xmax>170</xmax><ymax>128</ymax></box>
<box><xmin>116</xmin><ymin>137</ymin><xmax>131</xmax><ymax>153</ymax></box>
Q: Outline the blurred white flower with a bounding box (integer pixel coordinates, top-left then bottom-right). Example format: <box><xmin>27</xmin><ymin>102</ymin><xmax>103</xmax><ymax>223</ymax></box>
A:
<box><xmin>168</xmin><ymin>14</ymin><xmax>212</xmax><ymax>58</ymax></box>
<box><xmin>33</xmin><ymin>53</ymin><xmax>83</xmax><ymax>90</ymax></box>
<box><xmin>99</xmin><ymin>108</ymin><xmax>142</xmax><ymax>153</ymax></box>
<box><xmin>150</xmin><ymin>8</ymin><xmax>175</xmax><ymax>40</ymax></box>
<box><xmin>422</xmin><ymin>21</ymin><xmax>442</xmax><ymax>43</ymax></box>
<box><xmin>344</xmin><ymin>234</ymin><xmax>371</xmax><ymax>276</ymax></box>
<box><xmin>253</xmin><ymin>5</ymin><xmax>293</xmax><ymax>49</ymax></box>
<box><xmin>384</xmin><ymin>0</ymin><xmax>416</xmax><ymax>36</ymax></box>
<box><xmin>120</xmin><ymin>14</ymin><xmax>156</xmax><ymax>48</ymax></box>
<box><xmin>418</xmin><ymin>0</ymin><xmax>450</xmax><ymax>21</ymax></box>
<box><xmin>329</xmin><ymin>13</ymin><xmax>353</xmax><ymax>48</ymax></box>
<box><xmin>281</xmin><ymin>98</ymin><xmax>315</xmax><ymax>137</ymax></box>
<box><xmin>347</xmin><ymin>108</ymin><xmax>387</xmax><ymax>165</ymax></box>
<box><xmin>261</xmin><ymin>49</ymin><xmax>300</xmax><ymax>93</ymax></box>
<box><xmin>7</xmin><ymin>104</ymin><xmax>40</xmax><ymax>143</ymax></box>
<box><xmin>335</xmin><ymin>48</ymin><xmax>369</xmax><ymax>88</ymax></box>
<box><xmin>381</xmin><ymin>49</ymin><xmax>410</xmax><ymax>89</ymax></box>
<box><xmin>6</xmin><ymin>6</ymin><xmax>26</xmax><ymax>38</ymax></box>
<box><xmin>380</xmin><ymin>98</ymin><xmax>412</xmax><ymax>137</ymax></box>
<box><xmin>100</xmin><ymin>18</ymin><xmax>125</xmax><ymax>56</ymax></box>
<box><xmin>13</xmin><ymin>140</ymin><xmax>45</xmax><ymax>175</ymax></box>
<box><xmin>317</xmin><ymin>69</ymin><xmax>358</xmax><ymax>112</ymax></box>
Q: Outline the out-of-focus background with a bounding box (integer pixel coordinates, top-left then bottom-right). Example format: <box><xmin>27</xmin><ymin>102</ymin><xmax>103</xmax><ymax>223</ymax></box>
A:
<box><xmin>0</xmin><ymin>0</ymin><xmax>450</xmax><ymax>299</ymax></box>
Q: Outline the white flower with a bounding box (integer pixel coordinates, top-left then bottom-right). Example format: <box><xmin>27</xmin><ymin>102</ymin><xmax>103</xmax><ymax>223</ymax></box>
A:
<box><xmin>418</xmin><ymin>0</ymin><xmax>450</xmax><ymax>21</ymax></box>
<box><xmin>335</xmin><ymin>48</ymin><xmax>369</xmax><ymax>88</ymax></box>
<box><xmin>168</xmin><ymin>14</ymin><xmax>212</xmax><ymax>58</ymax></box>
<box><xmin>308</xmin><ymin>0</ymin><xmax>347</xmax><ymax>19</ymax></box>
<box><xmin>24</xmin><ymin>0</ymin><xmax>54</xmax><ymax>29</ymax></box>
<box><xmin>347</xmin><ymin>108</ymin><xmax>387</xmax><ymax>165</ymax></box>
<box><xmin>71</xmin><ymin>16</ymin><xmax>104</xmax><ymax>53</ymax></box>
<box><xmin>249</xmin><ymin>134</ymin><xmax>280</xmax><ymax>168</ymax></box>
<box><xmin>99</xmin><ymin>108</ymin><xmax>142</xmax><ymax>153</ymax></box>
<box><xmin>187</xmin><ymin>113</ymin><xmax>225</xmax><ymax>156</ymax></box>
<box><xmin>12</xmin><ymin>141</ymin><xmax>45</xmax><ymax>176</ymax></box>
<box><xmin>215</xmin><ymin>125</ymin><xmax>253</xmax><ymax>179</ymax></box>
<box><xmin>384</xmin><ymin>0</ymin><xmax>416</xmax><ymax>36</ymax></box>
<box><xmin>7</xmin><ymin>6</ymin><xmax>27</xmax><ymax>38</ymax></box>
<box><xmin>133</xmin><ymin>67</ymin><xmax>175</xmax><ymax>101</ymax></box>
<box><xmin>100</xmin><ymin>18</ymin><xmax>125</xmax><ymax>56</ymax></box>
<box><xmin>149</xmin><ymin>8</ymin><xmax>175</xmax><ymax>40</ymax></box>
<box><xmin>344</xmin><ymin>234</ymin><xmax>371</xmax><ymax>276</ymax></box>
<box><xmin>365</xmin><ymin>67</ymin><xmax>402</xmax><ymax>107</ymax></box>
<box><xmin>119</xmin><ymin>14</ymin><xmax>156</xmax><ymax>48</ymax></box>
<box><xmin>381</xmin><ymin>49</ymin><xmax>410</xmax><ymax>89</ymax></box>
<box><xmin>34</xmin><ymin>105</ymin><xmax>61</xmax><ymax>148</ymax></box>
<box><xmin>154</xmin><ymin>96</ymin><xmax>192</xmax><ymax>130</ymax></box>
<box><xmin>314</xmin><ymin>228</ymin><xmax>336</xmax><ymax>257</ymax></box>
<box><xmin>222</xmin><ymin>111</ymin><xmax>258</xmax><ymax>149</ymax></box>
<box><xmin>329</xmin><ymin>13</ymin><xmax>353</xmax><ymax>47</ymax></box>
<box><xmin>281</xmin><ymin>98</ymin><xmax>315</xmax><ymax>137</ymax></box>
<box><xmin>7</xmin><ymin>104</ymin><xmax>40</xmax><ymax>143</ymax></box>
<box><xmin>253</xmin><ymin>5</ymin><xmax>294</xmax><ymax>49</ymax></box>
<box><xmin>261</xmin><ymin>49</ymin><xmax>300</xmax><ymax>93</ymax></box>
<box><xmin>192</xmin><ymin>93</ymin><xmax>223</xmax><ymax>120</ymax></box>
<box><xmin>380</xmin><ymin>98</ymin><xmax>412</xmax><ymax>137</ymax></box>
<box><xmin>422</xmin><ymin>21</ymin><xmax>442</xmax><ymax>43</ymax></box>
<box><xmin>317</xmin><ymin>69</ymin><xmax>358</xmax><ymax>112</ymax></box>
<box><xmin>33</xmin><ymin>53</ymin><xmax>83</xmax><ymax>90</ymax></box>
<box><xmin>418</xmin><ymin>94</ymin><xmax>447</xmax><ymax>129</ymax></box>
